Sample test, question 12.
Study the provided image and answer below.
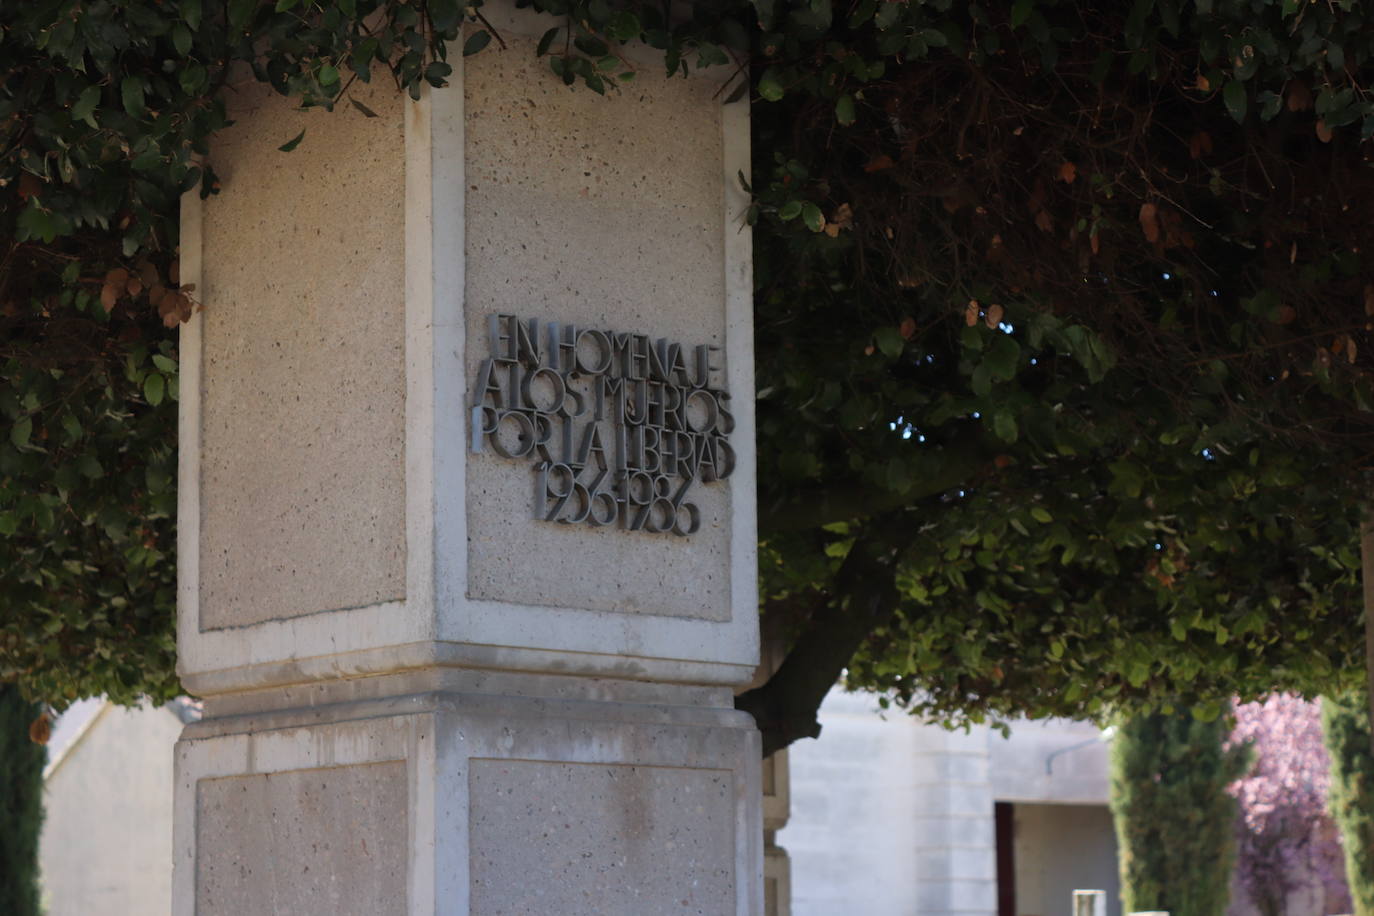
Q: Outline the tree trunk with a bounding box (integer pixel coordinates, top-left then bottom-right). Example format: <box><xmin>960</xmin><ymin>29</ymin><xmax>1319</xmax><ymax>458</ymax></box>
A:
<box><xmin>735</xmin><ymin>521</ymin><xmax>901</xmax><ymax>757</ymax></box>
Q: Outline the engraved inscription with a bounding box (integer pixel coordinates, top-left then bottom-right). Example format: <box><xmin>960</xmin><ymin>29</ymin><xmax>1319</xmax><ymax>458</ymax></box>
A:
<box><xmin>470</xmin><ymin>314</ymin><xmax>733</xmax><ymax>537</ymax></box>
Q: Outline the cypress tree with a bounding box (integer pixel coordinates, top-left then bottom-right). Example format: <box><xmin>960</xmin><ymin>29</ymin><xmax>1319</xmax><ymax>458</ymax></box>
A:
<box><xmin>0</xmin><ymin>685</ymin><xmax>45</xmax><ymax>916</ymax></box>
<box><xmin>1109</xmin><ymin>708</ymin><xmax>1251</xmax><ymax>916</ymax></box>
<box><xmin>1321</xmin><ymin>689</ymin><xmax>1374</xmax><ymax>916</ymax></box>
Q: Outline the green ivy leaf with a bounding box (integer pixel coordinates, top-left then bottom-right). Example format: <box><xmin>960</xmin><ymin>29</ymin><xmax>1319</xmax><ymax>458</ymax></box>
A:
<box><xmin>278</xmin><ymin>130</ymin><xmax>306</xmax><ymax>152</ymax></box>
<box><xmin>71</xmin><ymin>85</ymin><xmax>100</xmax><ymax>125</ymax></box>
<box><xmin>463</xmin><ymin>30</ymin><xmax>492</xmax><ymax>57</ymax></box>
<box><xmin>778</xmin><ymin>200</ymin><xmax>803</xmax><ymax>221</ymax></box>
<box><xmin>801</xmin><ymin>202</ymin><xmax>824</xmax><ymax>232</ymax></box>
<box><xmin>536</xmin><ymin>27</ymin><xmax>560</xmax><ymax>57</ymax></box>
<box><xmin>1223</xmin><ymin>79</ymin><xmax>1247</xmax><ymax>123</ymax></box>
<box><xmin>77</xmin><ymin>454</ymin><xmax>103</xmax><ymax>479</ymax></box>
<box><xmin>180</xmin><ymin>63</ymin><xmax>208</xmax><ymax>95</ymax></box>
<box><xmin>10</xmin><ymin>417</ymin><xmax>32</xmax><ymax>449</ymax></box>
<box><xmin>171</xmin><ymin>23</ymin><xmax>193</xmax><ymax>56</ymax></box>
<box><xmin>985</xmin><ymin>334</ymin><xmax>1021</xmax><ymax>381</ymax></box>
<box><xmin>1192</xmin><ymin>699</ymin><xmax>1223</xmax><ymax>722</ymax></box>
<box><xmin>835</xmin><ymin>94</ymin><xmax>856</xmax><ymax>126</ymax></box>
<box><xmin>424</xmin><ymin>61</ymin><xmax>453</xmax><ymax>84</ymax></box>
<box><xmin>15</xmin><ymin>203</ymin><xmax>61</xmax><ymax>243</ymax></box>
<box><xmin>121</xmin><ymin>76</ymin><xmax>145</xmax><ymax>118</ymax></box>
<box><xmin>608</xmin><ymin>11</ymin><xmax>641</xmax><ymax>41</ymax></box>
<box><xmin>992</xmin><ymin>410</ymin><xmax>1018</xmax><ymax>443</ymax></box>
<box><xmin>428</xmin><ymin>0</ymin><xmax>461</xmax><ymax>32</ymax></box>
<box><xmin>758</xmin><ymin>67</ymin><xmax>785</xmax><ymax>102</ymax></box>
<box><xmin>144</xmin><ymin>373</ymin><xmax>165</xmax><ymax>406</ymax></box>
<box><xmin>971</xmin><ymin>361</ymin><xmax>994</xmax><ymax>396</ymax></box>
<box><xmin>875</xmin><ymin>327</ymin><xmax>904</xmax><ymax>359</ymax></box>
<box><xmin>228</xmin><ymin>0</ymin><xmax>256</xmax><ymax>30</ymax></box>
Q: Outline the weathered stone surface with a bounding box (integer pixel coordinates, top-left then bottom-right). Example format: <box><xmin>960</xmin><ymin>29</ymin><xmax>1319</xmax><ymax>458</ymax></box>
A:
<box><xmin>197</xmin><ymin>76</ymin><xmax>407</xmax><ymax>630</ymax></box>
<box><xmin>195</xmin><ymin>762</ymin><xmax>408</xmax><ymax>915</ymax></box>
<box><xmin>462</xmin><ymin>36</ymin><xmax>733</xmax><ymax>621</ymax></box>
<box><xmin>469</xmin><ymin>760</ymin><xmax>736</xmax><ymax>914</ymax></box>
<box><xmin>175</xmin><ymin>686</ymin><xmax>762</xmax><ymax>914</ymax></box>
<box><xmin>180</xmin><ymin>34</ymin><xmax>757</xmax><ymax>688</ymax></box>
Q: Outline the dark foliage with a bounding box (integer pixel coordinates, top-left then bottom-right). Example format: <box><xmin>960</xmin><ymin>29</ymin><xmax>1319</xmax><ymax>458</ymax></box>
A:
<box><xmin>0</xmin><ymin>687</ymin><xmax>44</xmax><ymax>916</ymax></box>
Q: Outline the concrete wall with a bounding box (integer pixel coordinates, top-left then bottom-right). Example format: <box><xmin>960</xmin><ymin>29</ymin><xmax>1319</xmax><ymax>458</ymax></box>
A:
<box><xmin>782</xmin><ymin>690</ymin><xmax>926</xmax><ymax>915</ymax></box>
<box><xmin>40</xmin><ymin>701</ymin><xmax>183</xmax><ymax>916</ymax></box>
<box><xmin>988</xmin><ymin>718</ymin><xmax>1110</xmax><ymax>805</ymax></box>
<box><xmin>783</xmin><ymin>690</ymin><xmax>1117</xmax><ymax>916</ymax></box>
<box><xmin>1012</xmin><ymin>804</ymin><xmax>1120</xmax><ymax>916</ymax></box>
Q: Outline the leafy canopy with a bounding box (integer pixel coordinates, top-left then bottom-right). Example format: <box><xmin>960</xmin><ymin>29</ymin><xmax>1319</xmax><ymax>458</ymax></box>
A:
<box><xmin>3</xmin><ymin>1</ymin><xmax>1374</xmax><ymax>745</ymax></box>
<box><xmin>739</xmin><ymin>0</ymin><xmax>1374</xmax><ymax>747</ymax></box>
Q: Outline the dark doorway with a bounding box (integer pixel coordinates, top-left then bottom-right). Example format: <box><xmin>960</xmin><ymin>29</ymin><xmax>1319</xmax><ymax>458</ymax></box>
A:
<box><xmin>995</xmin><ymin>801</ymin><xmax>1016</xmax><ymax>916</ymax></box>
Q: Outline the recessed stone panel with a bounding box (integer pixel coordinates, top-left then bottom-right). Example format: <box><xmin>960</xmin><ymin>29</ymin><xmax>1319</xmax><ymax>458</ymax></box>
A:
<box><xmin>462</xmin><ymin>38</ymin><xmax>732</xmax><ymax>621</ymax></box>
<box><xmin>469</xmin><ymin>758</ymin><xmax>736</xmax><ymax>914</ymax></box>
<box><xmin>195</xmin><ymin>761</ymin><xmax>408</xmax><ymax>915</ymax></box>
<box><xmin>198</xmin><ymin>77</ymin><xmax>407</xmax><ymax>629</ymax></box>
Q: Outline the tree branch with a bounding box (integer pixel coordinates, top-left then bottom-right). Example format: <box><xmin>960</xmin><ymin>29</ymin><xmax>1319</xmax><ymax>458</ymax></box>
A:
<box><xmin>735</xmin><ymin>518</ymin><xmax>903</xmax><ymax>757</ymax></box>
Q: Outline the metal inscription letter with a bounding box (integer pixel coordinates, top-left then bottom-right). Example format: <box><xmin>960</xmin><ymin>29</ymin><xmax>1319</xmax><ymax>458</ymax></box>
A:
<box><xmin>470</xmin><ymin>314</ymin><xmax>734</xmax><ymax>537</ymax></box>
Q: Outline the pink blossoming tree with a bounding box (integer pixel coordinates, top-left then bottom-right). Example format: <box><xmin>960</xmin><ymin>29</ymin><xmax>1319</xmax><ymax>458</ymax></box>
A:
<box><xmin>1229</xmin><ymin>695</ymin><xmax>1350</xmax><ymax>916</ymax></box>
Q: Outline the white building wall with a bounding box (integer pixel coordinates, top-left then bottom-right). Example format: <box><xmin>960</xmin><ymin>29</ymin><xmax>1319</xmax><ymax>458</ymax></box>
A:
<box><xmin>1013</xmin><ymin>803</ymin><xmax>1120</xmax><ymax>916</ymax></box>
<box><xmin>784</xmin><ymin>689</ymin><xmax>1116</xmax><ymax>916</ymax></box>
<box><xmin>783</xmin><ymin>690</ymin><xmax>999</xmax><ymax>916</ymax></box>
<box><xmin>914</xmin><ymin>726</ymin><xmax>998</xmax><ymax>916</ymax></box>
<box><xmin>987</xmin><ymin>717</ymin><xmax>1110</xmax><ymax>805</ymax></box>
<box><xmin>40</xmin><ymin>701</ymin><xmax>183</xmax><ymax>916</ymax></box>
<box><xmin>783</xmin><ymin>690</ymin><xmax>928</xmax><ymax>915</ymax></box>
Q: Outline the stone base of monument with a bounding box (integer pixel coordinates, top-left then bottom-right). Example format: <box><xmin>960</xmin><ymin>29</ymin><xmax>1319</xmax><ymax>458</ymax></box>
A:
<box><xmin>174</xmin><ymin>674</ymin><xmax>761</xmax><ymax>914</ymax></box>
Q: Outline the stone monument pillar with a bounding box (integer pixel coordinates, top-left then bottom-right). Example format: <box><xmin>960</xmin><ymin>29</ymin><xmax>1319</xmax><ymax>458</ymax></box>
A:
<box><xmin>173</xmin><ymin>8</ymin><xmax>760</xmax><ymax>912</ymax></box>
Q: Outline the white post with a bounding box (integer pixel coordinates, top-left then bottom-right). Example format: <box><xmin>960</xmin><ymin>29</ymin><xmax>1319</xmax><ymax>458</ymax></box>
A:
<box><xmin>1073</xmin><ymin>889</ymin><xmax>1107</xmax><ymax>916</ymax></box>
